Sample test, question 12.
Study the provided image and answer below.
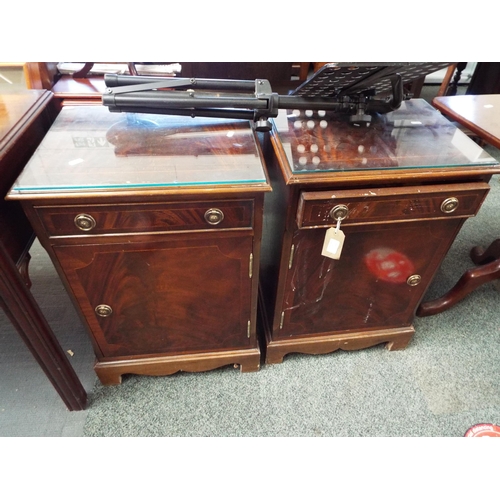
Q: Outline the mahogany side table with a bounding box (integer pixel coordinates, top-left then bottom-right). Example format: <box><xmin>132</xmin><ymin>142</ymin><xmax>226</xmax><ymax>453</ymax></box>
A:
<box><xmin>8</xmin><ymin>106</ymin><xmax>271</xmax><ymax>385</ymax></box>
<box><xmin>417</xmin><ymin>95</ymin><xmax>500</xmax><ymax>316</ymax></box>
<box><xmin>259</xmin><ymin>99</ymin><xmax>500</xmax><ymax>363</ymax></box>
<box><xmin>0</xmin><ymin>90</ymin><xmax>87</xmax><ymax>410</ymax></box>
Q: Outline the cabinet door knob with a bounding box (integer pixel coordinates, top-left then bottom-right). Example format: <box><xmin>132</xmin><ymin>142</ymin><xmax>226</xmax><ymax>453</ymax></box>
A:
<box><xmin>407</xmin><ymin>274</ymin><xmax>422</xmax><ymax>286</ymax></box>
<box><xmin>74</xmin><ymin>214</ymin><xmax>96</xmax><ymax>231</ymax></box>
<box><xmin>329</xmin><ymin>204</ymin><xmax>349</xmax><ymax>221</ymax></box>
<box><xmin>441</xmin><ymin>197</ymin><xmax>459</xmax><ymax>214</ymax></box>
<box><xmin>95</xmin><ymin>304</ymin><xmax>113</xmax><ymax>317</ymax></box>
<box><xmin>204</xmin><ymin>208</ymin><xmax>224</xmax><ymax>225</ymax></box>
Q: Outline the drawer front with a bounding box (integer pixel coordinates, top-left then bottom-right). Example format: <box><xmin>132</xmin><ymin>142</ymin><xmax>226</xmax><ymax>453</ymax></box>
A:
<box><xmin>297</xmin><ymin>182</ymin><xmax>490</xmax><ymax>229</ymax></box>
<box><xmin>36</xmin><ymin>199</ymin><xmax>254</xmax><ymax>237</ymax></box>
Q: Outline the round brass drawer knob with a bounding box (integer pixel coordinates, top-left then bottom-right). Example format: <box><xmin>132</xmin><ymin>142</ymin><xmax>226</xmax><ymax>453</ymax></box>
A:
<box><xmin>407</xmin><ymin>274</ymin><xmax>422</xmax><ymax>286</ymax></box>
<box><xmin>95</xmin><ymin>304</ymin><xmax>113</xmax><ymax>317</ymax></box>
<box><xmin>204</xmin><ymin>208</ymin><xmax>224</xmax><ymax>225</ymax></box>
<box><xmin>441</xmin><ymin>197</ymin><xmax>459</xmax><ymax>214</ymax></box>
<box><xmin>74</xmin><ymin>214</ymin><xmax>96</xmax><ymax>231</ymax></box>
<box><xmin>329</xmin><ymin>204</ymin><xmax>349</xmax><ymax>221</ymax></box>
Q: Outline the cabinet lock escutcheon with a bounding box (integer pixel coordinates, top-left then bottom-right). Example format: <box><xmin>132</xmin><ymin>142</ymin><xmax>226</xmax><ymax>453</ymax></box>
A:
<box><xmin>74</xmin><ymin>213</ymin><xmax>96</xmax><ymax>231</ymax></box>
<box><xmin>441</xmin><ymin>197</ymin><xmax>459</xmax><ymax>214</ymax></box>
<box><xmin>204</xmin><ymin>208</ymin><xmax>224</xmax><ymax>225</ymax></box>
<box><xmin>407</xmin><ymin>274</ymin><xmax>422</xmax><ymax>286</ymax></box>
<box><xmin>95</xmin><ymin>304</ymin><xmax>113</xmax><ymax>317</ymax></box>
<box><xmin>329</xmin><ymin>204</ymin><xmax>349</xmax><ymax>221</ymax></box>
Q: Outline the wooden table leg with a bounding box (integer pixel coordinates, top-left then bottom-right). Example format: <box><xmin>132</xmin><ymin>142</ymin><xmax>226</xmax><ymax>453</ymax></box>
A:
<box><xmin>0</xmin><ymin>241</ymin><xmax>87</xmax><ymax>411</ymax></box>
<box><xmin>417</xmin><ymin>238</ymin><xmax>500</xmax><ymax>317</ymax></box>
<box><xmin>470</xmin><ymin>239</ymin><xmax>500</xmax><ymax>265</ymax></box>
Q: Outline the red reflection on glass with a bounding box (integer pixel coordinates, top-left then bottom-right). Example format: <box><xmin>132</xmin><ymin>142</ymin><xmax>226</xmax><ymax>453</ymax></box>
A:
<box><xmin>365</xmin><ymin>247</ymin><xmax>414</xmax><ymax>283</ymax></box>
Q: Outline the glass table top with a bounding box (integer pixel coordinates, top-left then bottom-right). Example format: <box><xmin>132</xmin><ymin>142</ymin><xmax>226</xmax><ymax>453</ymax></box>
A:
<box><xmin>10</xmin><ymin>105</ymin><xmax>268</xmax><ymax>193</ymax></box>
<box><xmin>272</xmin><ymin>98</ymin><xmax>498</xmax><ymax>174</ymax></box>
<box><xmin>10</xmin><ymin>99</ymin><xmax>500</xmax><ymax>195</ymax></box>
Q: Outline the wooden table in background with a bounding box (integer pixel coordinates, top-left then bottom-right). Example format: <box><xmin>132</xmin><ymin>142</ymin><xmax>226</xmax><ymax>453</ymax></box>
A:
<box><xmin>0</xmin><ymin>90</ymin><xmax>87</xmax><ymax>410</ymax></box>
<box><xmin>417</xmin><ymin>94</ymin><xmax>500</xmax><ymax>316</ymax></box>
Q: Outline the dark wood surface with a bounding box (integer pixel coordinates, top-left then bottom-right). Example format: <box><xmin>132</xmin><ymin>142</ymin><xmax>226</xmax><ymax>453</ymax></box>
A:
<box><xmin>10</xmin><ymin>106</ymin><xmax>270</xmax><ymax>385</ymax></box>
<box><xmin>467</xmin><ymin>63</ymin><xmax>500</xmax><ymax>95</ymax></box>
<box><xmin>177</xmin><ymin>62</ymin><xmax>309</xmax><ymax>93</ymax></box>
<box><xmin>260</xmin><ymin>101</ymin><xmax>500</xmax><ymax>363</ymax></box>
<box><xmin>418</xmin><ymin>95</ymin><xmax>500</xmax><ymax>316</ymax></box>
<box><xmin>0</xmin><ymin>90</ymin><xmax>87</xmax><ymax>410</ymax></box>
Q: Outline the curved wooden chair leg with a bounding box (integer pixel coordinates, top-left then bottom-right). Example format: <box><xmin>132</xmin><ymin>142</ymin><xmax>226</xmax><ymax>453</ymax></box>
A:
<box><xmin>471</xmin><ymin>239</ymin><xmax>500</xmax><ymax>265</ymax></box>
<box><xmin>417</xmin><ymin>258</ymin><xmax>500</xmax><ymax>317</ymax></box>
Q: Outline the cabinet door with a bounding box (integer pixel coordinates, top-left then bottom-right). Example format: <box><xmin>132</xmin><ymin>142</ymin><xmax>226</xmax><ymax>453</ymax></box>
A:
<box><xmin>277</xmin><ymin>218</ymin><xmax>465</xmax><ymax>338</ymax></box>
<box><xmin>53</xmin><ymin>233</ymin><xmax>253</xmax><ymax>358</ymax></box>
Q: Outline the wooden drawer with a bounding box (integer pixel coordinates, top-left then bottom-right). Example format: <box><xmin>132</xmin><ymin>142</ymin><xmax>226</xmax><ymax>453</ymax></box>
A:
<box><xmin>35</xmin><ymin>199</ymin><xmax>254</xmax><ymax>237</ymax></box>
<box><xmin>296</xmin><ymin>182</ymin><xmax>490</xmax><ymax>229</ymax></box>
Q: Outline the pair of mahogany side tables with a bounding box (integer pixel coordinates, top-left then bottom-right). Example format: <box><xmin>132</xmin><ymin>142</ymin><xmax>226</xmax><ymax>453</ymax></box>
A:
<box><xmin>3</xmin><ymin>91</ymin><xmax>499</xmax><ymax>410</ymax></box>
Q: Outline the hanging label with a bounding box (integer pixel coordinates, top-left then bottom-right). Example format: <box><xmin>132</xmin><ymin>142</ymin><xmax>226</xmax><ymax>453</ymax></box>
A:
<box><xmin>321</xmin><ymin>227</ymin><xmax>345</xmax><ymax>260</ymax></box>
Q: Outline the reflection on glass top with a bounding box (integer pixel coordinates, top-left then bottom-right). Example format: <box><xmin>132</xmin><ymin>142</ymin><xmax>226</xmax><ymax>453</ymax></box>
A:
<box><xmin>11</xmin><ymin>105</ymin><xmax>267</xmax><ymax>193</ymax></box>
<box><xmin>273</xmin><ymin>99</ymin><xmax>498</xmax><ymax>174</ymax></box>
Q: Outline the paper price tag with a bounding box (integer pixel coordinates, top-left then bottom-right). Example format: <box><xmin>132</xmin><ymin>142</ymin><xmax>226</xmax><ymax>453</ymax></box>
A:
<box><xmin>321</xmin><ymin>227</ymin><xmax>345</xmax><ymax>260</ymax></box>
